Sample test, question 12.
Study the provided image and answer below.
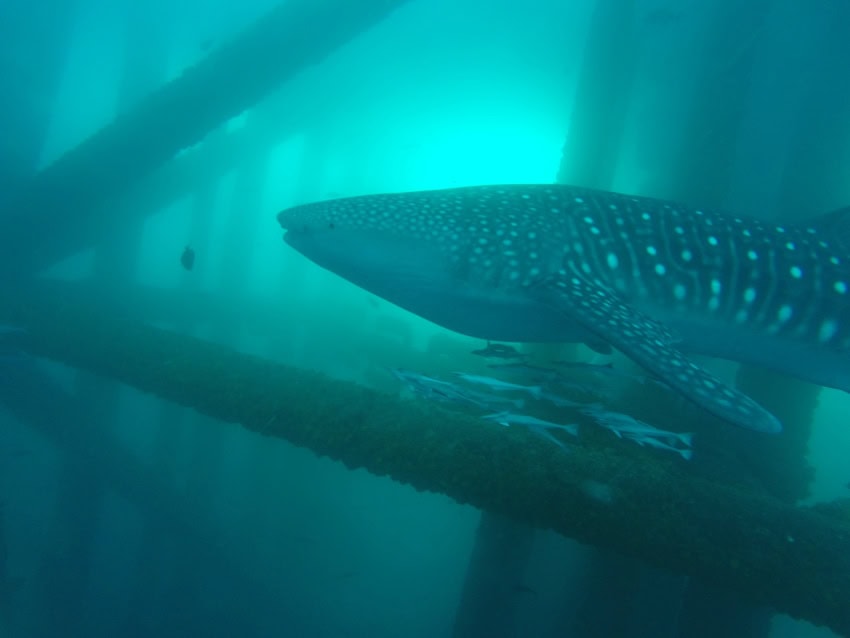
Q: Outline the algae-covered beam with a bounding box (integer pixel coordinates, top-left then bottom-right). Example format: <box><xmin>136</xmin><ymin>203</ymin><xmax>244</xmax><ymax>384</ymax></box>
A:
<box><xmin>2</xmin><ymin>292</ymin><xmax>849</xmax><ymax>636</ymax></box>
<box><xmin>0</xmin><ymin>0</ymin><xmax>409</xmax><ymax>278</ymax></box>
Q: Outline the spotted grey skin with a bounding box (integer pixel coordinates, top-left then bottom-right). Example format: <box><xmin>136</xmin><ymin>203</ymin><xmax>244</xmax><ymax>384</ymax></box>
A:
<box><xmin>278</xmin><ymin>184</ymin><xmax>850</xmax><ymax>433</ymax></box>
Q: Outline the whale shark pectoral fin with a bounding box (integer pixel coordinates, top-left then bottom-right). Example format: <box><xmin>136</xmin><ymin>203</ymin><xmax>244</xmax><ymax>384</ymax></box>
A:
<box><xmin>531</xmin><ymin>274</ymin><xmax>782</xmax><ymax>434</ymax></box>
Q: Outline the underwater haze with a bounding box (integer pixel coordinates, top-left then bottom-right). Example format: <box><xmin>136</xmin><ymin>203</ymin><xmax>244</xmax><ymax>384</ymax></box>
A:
<box><xmin>0</xmin><ymin>0</ymin><xmax>849</xmax><ymax>637</ymax></box>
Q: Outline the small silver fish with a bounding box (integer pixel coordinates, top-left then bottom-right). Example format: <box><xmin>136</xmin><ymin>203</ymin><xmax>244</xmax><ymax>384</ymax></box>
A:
<box><xmin>581</xmin><ymin>405</ymin><xmax>693</xmax><ymax>447</ymax></box>
<box><xmin>482</xmin><ymin>411</ymin><xmax>579</xmax><ymax>448</ymax></box>
<box><xmin>471</xmin><ymin>341</ymin><xmax>527</xmax><ymax>360</ymax></box>
<box><xmin>388</xmin><ymin>368</ymin><xmax>454</xmax><ymax>393</ymax></box>
<box><xmin>632</xmin><ymin>436</ymin><xmax>694</xmax><ymax>461</ymax></box>
<box><xmin>453</xmin><ymin>373</ymin><xmax>543</xmax><ymax>399</ymax></box>
<box><xmin>483</xmin><ymin>411</ymin><xmax>579</xmax><ymax>436</ymax></box>
<box><xmin>389</xmin><ymin>368</ymin><xmax>524</xmax><ymax>411</ymax></box>
<box><xmin>539</xmin><ymin>392</ymin><xmax>586</xmax><ymax>409</ymax></box>
<box><xmin>388</xmin><ymin>368</ymin><xmax>479</xmax><ymax>406</ymax></box>
<box><xmin>459</xmin><ymin>388</ymin><xmax>526</xmax><ymax>411</ymax></box>
<box><xmin>619</xmin><ymin>427</ymin><xmax>693</xmax><ymax>448</ymax></box>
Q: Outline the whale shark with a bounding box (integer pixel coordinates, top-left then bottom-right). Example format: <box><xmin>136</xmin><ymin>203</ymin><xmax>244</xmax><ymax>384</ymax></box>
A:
<box><xmin>277</xmin><ymin>184</ymin><xmax>850</xmax><ymax>433</ymax></box>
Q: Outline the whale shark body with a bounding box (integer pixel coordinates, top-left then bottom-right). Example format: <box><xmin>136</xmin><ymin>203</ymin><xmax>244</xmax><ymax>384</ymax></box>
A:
<box><xmin>278</xmin><ymin>184</ymin><xmax>850</xmax><ymax>433</ymax></box>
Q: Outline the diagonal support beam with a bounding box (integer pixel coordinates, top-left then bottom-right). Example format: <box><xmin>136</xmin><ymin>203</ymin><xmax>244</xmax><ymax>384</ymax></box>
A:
<box><xmin>0</xmin><ymin>0</ymin><xmax>409</xmax><ymax>278</ymax></box>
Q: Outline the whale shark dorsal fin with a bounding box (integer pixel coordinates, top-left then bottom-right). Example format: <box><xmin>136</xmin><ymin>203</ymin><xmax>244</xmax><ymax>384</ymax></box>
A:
<box><xmin>532</xmin><ymin>273</ymin><xmax>782</xmax><ymax>433</ymax></box>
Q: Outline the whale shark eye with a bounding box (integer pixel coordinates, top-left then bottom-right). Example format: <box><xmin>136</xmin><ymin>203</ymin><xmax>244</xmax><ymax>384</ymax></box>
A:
<box><xmin>328</xmin><ymin>222</ymin><xmax>335</xmax><ymax>229</ymax></box>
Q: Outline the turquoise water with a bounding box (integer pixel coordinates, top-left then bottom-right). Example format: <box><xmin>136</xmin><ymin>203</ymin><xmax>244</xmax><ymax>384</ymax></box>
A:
<box><xmin>0</xmin><ymin>0</ymin><xmax>848</xmax><ymax>636</ymax></box>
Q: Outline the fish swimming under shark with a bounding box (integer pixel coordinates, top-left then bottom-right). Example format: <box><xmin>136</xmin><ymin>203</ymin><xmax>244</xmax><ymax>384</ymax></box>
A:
<box><xmin>277</xmin><ymin>183</ymin><xmax>850</xmax><ymax>433</ymax></box>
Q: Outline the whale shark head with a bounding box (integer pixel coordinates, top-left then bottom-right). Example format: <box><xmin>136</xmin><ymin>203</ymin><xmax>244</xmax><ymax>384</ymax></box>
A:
<box><xmin>279</xmin><ymin>192</ymin><xmax>466</xmax><ymax>313</ymax></box>
<box><xmin>278</xmin><ymin>188</ymin><xmax>587</xmax><ymax>343</ymax></box>
<box><xmin>277</xmin><ymin>186</ymin><xmax>590</xmax><ymax>302</ymax></box>
<box><xmin>279</xmin><ymin>192</ymin><xmax>446</xmax><ymax>278</ymax></box>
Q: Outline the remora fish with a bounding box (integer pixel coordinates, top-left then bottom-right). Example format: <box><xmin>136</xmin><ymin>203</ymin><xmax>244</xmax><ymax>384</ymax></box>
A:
<box><xmin>633</xmin><ymin>436</ymin><xmax>694</xmax><ymax>461</ymax></box>
<box><xmin>278</xmin><ymin>184</ymin><xmax>850</xmax><ymax>433</ymax></box>
<box><xmin>482</xmin><ymin>411</ymin><xmax>579</xmax><ymax>437</ymax></box>
<box><xmin>581</xmin><ymin>404</ymin><xmax>693</xmax><ymax>447</ymax></box>
<box><xmin>388</xmin><ymin>368</ymin><xmax>525</xmax><ymax>410</ymax></box>
<box><xmin>471</xmin><ymin>341</ymin><xmax>526</xmax><ymax>359</ymax></box>
<box><xmin>453</xmin><ymin>372</ymin><xmax>543</xmax><ymax>399</ymax></box>
<box><xmin>482</xmin><ymin>411</ymin><xmax>578</xmax><ymax>448</ymax></box>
